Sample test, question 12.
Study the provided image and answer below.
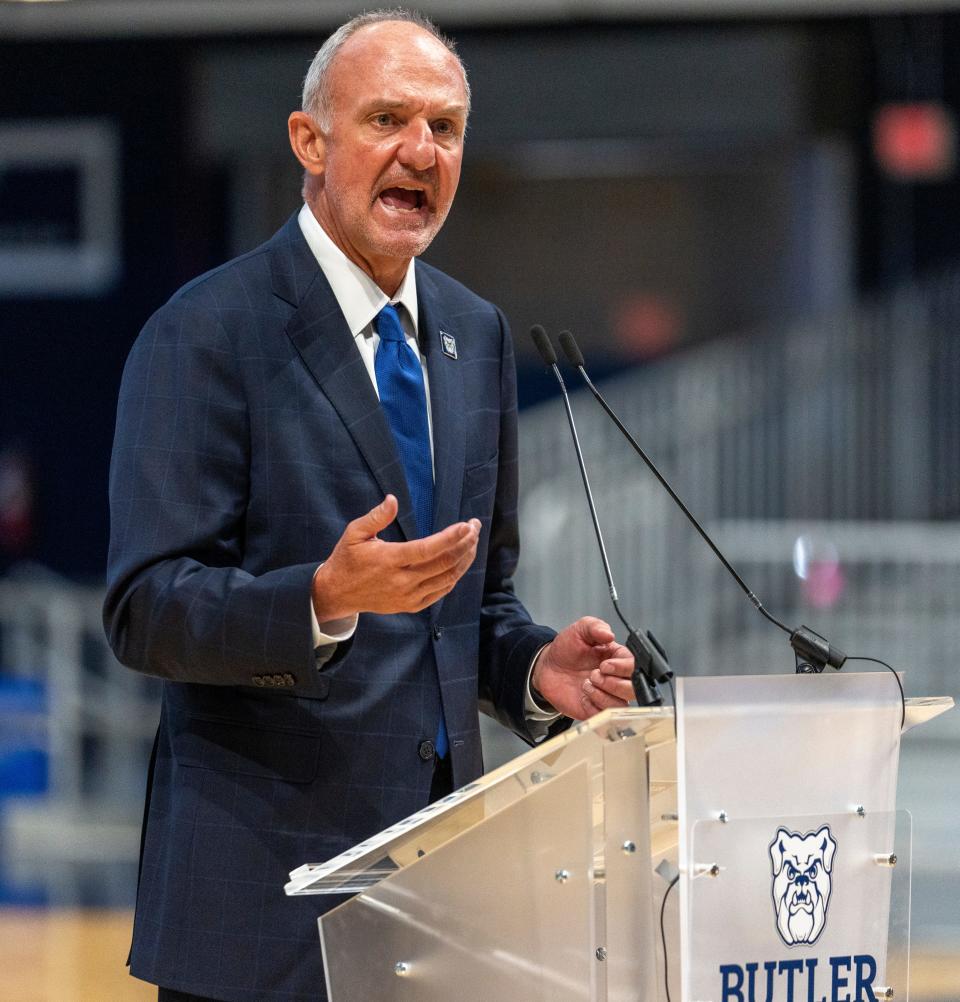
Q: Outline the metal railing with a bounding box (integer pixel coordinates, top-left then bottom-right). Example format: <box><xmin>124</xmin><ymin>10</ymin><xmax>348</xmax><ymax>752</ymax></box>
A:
<box><xmin>0</xmin><ymin>574</ymin><xmax>157</xmax><ymax>903</ymax></box>
<box><xmin>514</xmin><ymin>264</ymin><xmax>960</xmax><ymax>686</ymax></box>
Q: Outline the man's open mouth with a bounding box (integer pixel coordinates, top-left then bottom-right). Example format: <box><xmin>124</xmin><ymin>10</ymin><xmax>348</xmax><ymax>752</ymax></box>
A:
<box><xmin>379</xmin><ymin>187</ymin><xmax>427</xmax><ymax>211</ymax></box>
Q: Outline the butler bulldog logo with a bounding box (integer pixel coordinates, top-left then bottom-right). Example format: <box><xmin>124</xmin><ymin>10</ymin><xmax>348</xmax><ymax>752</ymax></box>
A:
<box><xmin>769</xmin><ymin>825</ymin><xmax>838</xmax><ymax>946</ymax></box>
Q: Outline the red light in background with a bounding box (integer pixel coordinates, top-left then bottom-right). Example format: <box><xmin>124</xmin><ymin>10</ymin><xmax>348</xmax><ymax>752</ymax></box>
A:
<box><xmin>872</xmin><ymin>101</ymin><xmax>956</xmax><ymax>181</ymax></box>
<box><xmin>611</xmin><ymin>293</ymin><xmax>681</xmax><ymax>359</ymax></box>
<box><xmin>0</xmin><ymin>448</ymin><xmax>34</xmax><ymax>556</ymax></box>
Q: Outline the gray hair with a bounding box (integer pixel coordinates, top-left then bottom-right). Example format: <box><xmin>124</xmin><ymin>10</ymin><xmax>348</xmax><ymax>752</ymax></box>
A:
<box><xmin>301</xmin><ymin>8</ymin><xmax>471</xmax><ymax>130</ymax></box>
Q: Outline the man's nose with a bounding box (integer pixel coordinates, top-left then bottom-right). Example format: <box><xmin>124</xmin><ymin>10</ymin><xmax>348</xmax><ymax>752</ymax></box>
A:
<box><xmin>397</xmin><ymin>119</ymin><xmax>436</xmax><ymax>171</ymax></box>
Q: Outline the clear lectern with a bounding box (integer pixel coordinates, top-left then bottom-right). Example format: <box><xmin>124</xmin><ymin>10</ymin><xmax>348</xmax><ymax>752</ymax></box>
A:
<box><xmin>285</xmin><ymin>673</ymin><xmax>952</xmax><ymax>1001</ymax></box>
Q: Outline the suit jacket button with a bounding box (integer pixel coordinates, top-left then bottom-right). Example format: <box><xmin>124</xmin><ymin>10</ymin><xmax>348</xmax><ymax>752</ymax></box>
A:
<box><xmin>418</xmin><ymin>739</ymin><xmax>436</xmax><ymax>762</ymax></box>
<box><xmin>283</xmin><ymin>673</ymin><xmax>295</xmax><ymax>686</ymax></box>
<box><xmin>432</xmin><ymin>626</ymin><xmax>443</xmax><ymax>640</ymax></box>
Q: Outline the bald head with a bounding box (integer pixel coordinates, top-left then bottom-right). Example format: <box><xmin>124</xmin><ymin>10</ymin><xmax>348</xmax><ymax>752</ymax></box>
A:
<box><xmin>302</xmin><ymin>8</ymin><xmax>470</xmax><ymax>131</ymax></box>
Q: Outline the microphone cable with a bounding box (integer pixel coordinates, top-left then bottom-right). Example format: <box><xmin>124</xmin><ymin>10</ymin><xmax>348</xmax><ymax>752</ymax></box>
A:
<box><xmin>660</xmin><ymin>872</ymin><xmax>680</xmax><ymax>1002</ymax></box>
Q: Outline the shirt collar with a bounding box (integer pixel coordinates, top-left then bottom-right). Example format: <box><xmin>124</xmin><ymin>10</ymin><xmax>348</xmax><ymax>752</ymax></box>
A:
<box><xmin>297</xmin><ymin>203</ymin><xmax>419</xmax><ymax>338</ymax></box>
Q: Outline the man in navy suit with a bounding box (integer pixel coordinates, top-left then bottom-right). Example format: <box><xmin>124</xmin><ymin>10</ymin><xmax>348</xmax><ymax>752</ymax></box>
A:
<box><xmin>104</xmin><ymin>9</ymin><xmax>635</xmax><ymax>1001</ymax></box>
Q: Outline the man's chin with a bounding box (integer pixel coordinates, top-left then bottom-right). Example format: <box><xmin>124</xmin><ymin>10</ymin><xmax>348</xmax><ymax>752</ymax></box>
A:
<box><xmin>369</xmin><ymin>203</ymin><xmax>447</xmax><ymax>255</ymax></box>
<box><xmin>367</xmin><ymin>226</ymin><xmax>438</xmax><ymax>262</ymax></box>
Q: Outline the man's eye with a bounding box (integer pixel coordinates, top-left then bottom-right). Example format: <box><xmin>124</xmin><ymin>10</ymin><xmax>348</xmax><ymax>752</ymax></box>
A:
<box><xmin>432</xmin><ymin>120</ymin><xmax>455</xmax><ymax>136</ymax></box>
<box><xmin>374</xmin><ymin>113</ymin><xmax>394</xmax><ymax>127</ymax></box>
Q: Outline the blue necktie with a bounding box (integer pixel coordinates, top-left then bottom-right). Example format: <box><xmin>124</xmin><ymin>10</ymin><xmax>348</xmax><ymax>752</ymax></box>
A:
<box><xmin>374</xmin><ymin>304</ymin><xmax>448</xmax><ymax>759</ymax></box>
<box><xmin>375</xmin><ymin>304</ymin><xmax>434</xmax><ymax>539</ymax></box>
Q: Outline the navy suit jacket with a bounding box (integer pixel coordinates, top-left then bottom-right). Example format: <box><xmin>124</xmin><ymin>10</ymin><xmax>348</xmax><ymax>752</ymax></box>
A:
<box><xmin>103</xmin><ymin>213</ymin><xmax>565</xmax><ymax>1001</ymax></box>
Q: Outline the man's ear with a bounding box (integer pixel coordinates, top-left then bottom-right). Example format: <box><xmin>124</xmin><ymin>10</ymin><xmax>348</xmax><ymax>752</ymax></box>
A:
<box><xmin>288</xmin><ymin>111</ymin><xmax>325</xmax><ymax>178</ymax></box>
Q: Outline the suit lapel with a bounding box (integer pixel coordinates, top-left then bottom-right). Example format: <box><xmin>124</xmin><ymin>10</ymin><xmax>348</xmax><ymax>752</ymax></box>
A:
<box><xmin>270</xmin><ymin>215</ymin><xmax>419</xmax><ymax>541</ymax></box>
<box><xmin>418</xmin><ymin>265</ymin><xmax>466</xmax><ymax>553</ymax></box>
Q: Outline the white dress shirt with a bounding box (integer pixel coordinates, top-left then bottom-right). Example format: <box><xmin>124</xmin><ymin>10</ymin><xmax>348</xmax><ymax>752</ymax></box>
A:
<box><xmin>297</xmin><ymin>204</ymin><xmax>434</xmax><ymax>461</ymax></box>
<box><xmin>298</xmin><ymin>205</ymin><xmax>556</xmax><ymax>721</ymax></box>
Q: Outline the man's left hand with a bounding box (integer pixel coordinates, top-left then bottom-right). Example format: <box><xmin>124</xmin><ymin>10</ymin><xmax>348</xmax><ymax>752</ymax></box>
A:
<box><xmin>532</xmin><ymin>617</ymin><xmax>635</xmax><ymax>720</ymax></box>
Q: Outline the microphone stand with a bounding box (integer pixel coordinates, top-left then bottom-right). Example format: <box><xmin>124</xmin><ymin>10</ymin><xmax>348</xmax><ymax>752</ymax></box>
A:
<box><xmin>530</xmin><ymin>326</ymin><xmax>673</xmax><ymax>706</ymax></box>
<box><xmin>556</xmin><ymin>330</ymin><xmax>846</xmax><ymax>674</ymax></box>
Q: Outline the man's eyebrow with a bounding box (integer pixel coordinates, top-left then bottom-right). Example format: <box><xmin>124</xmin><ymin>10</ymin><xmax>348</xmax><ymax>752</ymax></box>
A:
<box><xmin>362</xmin><ymin>99</ymin><xmax>467</xmax><ymax>117</ymax></box>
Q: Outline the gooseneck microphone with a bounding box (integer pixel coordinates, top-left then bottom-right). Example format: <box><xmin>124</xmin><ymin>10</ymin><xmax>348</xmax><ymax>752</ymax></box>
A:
<box><xmin>529</xmin><ymin>325</ymin><xmax>673</xmax><ymax>706</ymax></box>
<box><xmin>555</xmin><ymin>329</ymin><xmax>846</xmax><ymax>673</ymax></box>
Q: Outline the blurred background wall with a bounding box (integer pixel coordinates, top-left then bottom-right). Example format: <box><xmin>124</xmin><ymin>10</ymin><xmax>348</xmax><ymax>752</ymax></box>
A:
<box><xmin>0</xmin><ymin>0</ymin><xmax>957</xmax><ymax>998</ymax></box>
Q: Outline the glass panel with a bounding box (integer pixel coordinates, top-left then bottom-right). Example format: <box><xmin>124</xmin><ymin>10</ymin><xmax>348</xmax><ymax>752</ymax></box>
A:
<box><xmin>687</xmin><ymin>809</ymin><xmax>911</xmax><ymax>1002</ymax></box>
<box><xmin>885</xmin><ymin>810</ymin><xmax>913</xmax><ymax>1001</ymax></box>
<box><xmin>675</xmin><ymin>671</ymin><xmax>905</xmax><ymax>999</ymax></box>
<box><xmin>602</xmin><ymin>731</ymin><xmax>658</xmax><ymax>1002</ymax></box>
<box><xmin>285</xmin><ymin>707</ymin><xmax>673</xmax><ymax>896</ymax></box>
<box><xmin>319</xmin><ymin>760</ymin><xmax>596</xmax><ymax>1002</ymax></box>
<box><xmin>282</xmin><ymin>707</ymin><xmax>678</xmax><ymax>1001</ymax></box>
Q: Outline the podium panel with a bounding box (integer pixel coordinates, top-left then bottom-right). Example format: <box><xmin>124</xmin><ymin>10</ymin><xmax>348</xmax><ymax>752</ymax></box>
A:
<box><xmin>688</xmin><ymin>810</ymin><xmax>911</xmax><ymax>1002</ymax></box>
<box><xmin>602</xmin><ymin>734</ymin><xmax>660</xmax><ymax>1002</ymax></box>
<box><xmin>284</xmin><ymin>680</ymin><xmax>951</xmax><ymax>1002</ymax></box>
<box><xmin>287</xmin><ymin>708</ymin><xmax>675</xmax><ymax>1000</ymax></box>
<box><xmin>676</xmin><ymin>672</ymin><xmax>905</xmax><ymax>1000</ymax></box>
<box><xmin>319</xmin><ymin>762</ymin><xmax>596</xmax><ymax>1001</ymax></box>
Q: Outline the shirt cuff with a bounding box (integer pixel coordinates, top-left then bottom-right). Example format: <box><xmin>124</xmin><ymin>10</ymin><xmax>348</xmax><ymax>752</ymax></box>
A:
<box><xmin>524</xmin><ymin>644</ymin><xmax>561</xmax><ymax>722</ymax></box>
<box><xmin>310</xmin><ymin>566</ymin><xmax>358</xmax><ymax>647</ymax></box>
<box><xmin>312</xmin><ymin>608</ymin><xmax>358</xmax><ymax>647</ymax></box>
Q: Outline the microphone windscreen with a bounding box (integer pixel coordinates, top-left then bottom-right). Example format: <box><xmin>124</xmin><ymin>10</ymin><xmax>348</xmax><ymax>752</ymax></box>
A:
<box><xmin>529</xmin><ymin>324</ymin><xmax>557</xmax><ymax>365</ymax></box>
<box><xmin>558</xmin><ymin>330</ymin><xmax>585</xmax><ymax>368</ymax></box>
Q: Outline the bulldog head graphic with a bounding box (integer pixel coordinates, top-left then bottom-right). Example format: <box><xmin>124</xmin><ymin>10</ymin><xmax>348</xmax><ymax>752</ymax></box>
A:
<box><xmin>769</xmin><ymin>825</ymin><xmax>838</xmax><ymax>946</ymax></box>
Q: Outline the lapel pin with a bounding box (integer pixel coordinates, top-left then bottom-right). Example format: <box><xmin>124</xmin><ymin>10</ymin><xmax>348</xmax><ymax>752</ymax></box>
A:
<box><xmin>440</xmin><ymin>330</ymin><xmax>458</xmax><ymax>359</ymax></box>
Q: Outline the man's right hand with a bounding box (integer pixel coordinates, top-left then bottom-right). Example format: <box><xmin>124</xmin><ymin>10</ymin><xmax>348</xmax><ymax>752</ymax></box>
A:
<box><xmin>311</xmin><ymin>495</ymin><xmax>481</xmax><ymax>621</ymax></box>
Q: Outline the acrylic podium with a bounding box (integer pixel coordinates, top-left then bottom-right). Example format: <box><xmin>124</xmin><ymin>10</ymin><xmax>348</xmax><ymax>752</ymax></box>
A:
<box><xmin>285</xmin><ymin>673</ymin><xmax>952</xmax><ymax>1002</ymax></box>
